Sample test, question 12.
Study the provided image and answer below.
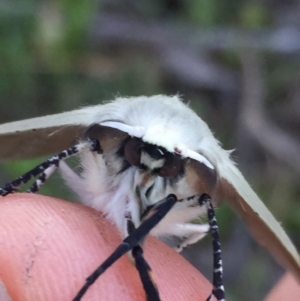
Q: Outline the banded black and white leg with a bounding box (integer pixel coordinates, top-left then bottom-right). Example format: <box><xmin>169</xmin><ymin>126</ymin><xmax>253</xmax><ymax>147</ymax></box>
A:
<box><xmin>198</xmin><ymin>194</ymin><xmax>225</xmax><ymax>301</ymax></box>
<box><xmin>0</xmin><ymin>139</ymin><xmax>102</xmax><ymax>196</ymax></box>
<box><xmin>27</xmin><ymin>164</ymin><xmax>58</xmax><ymax>193</ymax></box>
<box><xmin>173</xmin><ymin>194</ymin><xmax>225</xmax><ymax>301</ymax></box>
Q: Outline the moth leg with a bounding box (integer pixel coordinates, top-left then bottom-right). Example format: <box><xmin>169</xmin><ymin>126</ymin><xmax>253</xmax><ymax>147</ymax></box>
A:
<box><xmin>174</xmin><ymin>223</ymin><xmax>210</xmax><ymax>252</ymax></box>
<box><xmin>27</xmin><ymin>164</ymin><xmax>57</xmax><ymax>193</ymax></box>
<box><xmin>127</xmin><ymin>220</ymin><xmax>161</xmax><ymax>301</ymax></box>
<box><xmin>73</xmin><ymin>194</ymin><xmax>178</xmax><ymax>301</ymax></box>
<box><xmin>0</xmin><ymin>139</ymin><xmax>102</xmax><ymax>196</ymax></box>
<box><xmin>169</xmin><ymin>194</ymin><xmax>225</xmax><ymax>301</ymax></box>
<box><xmin>198</xmin><ymin>194</ymin><xmax>225</xmax><ymax>301</ymax></box>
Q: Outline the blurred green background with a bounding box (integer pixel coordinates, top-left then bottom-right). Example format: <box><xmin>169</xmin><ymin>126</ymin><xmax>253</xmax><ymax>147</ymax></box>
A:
<box><xmin>1</xmin><ymin>0</ymin><xmax>300</xmax><ymax>300</ymax></box>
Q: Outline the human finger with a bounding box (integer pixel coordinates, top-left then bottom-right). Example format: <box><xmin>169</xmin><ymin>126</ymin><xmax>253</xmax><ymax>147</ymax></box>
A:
<box><xmin>0</xmin><ymin>193</ymin><xmax>215</xmax><ymax>301</ymax></box>
<box><xmin>263</xmin><ymin>273</ymin><xmax>300</xmax><ymax>301</ymax></box>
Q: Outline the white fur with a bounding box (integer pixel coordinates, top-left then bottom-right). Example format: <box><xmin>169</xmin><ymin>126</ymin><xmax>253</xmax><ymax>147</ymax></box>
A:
<box><xmin>60</xmin><ymin>95</ymin><xmax>222</xmax><ymax>244</ymax></box>
<box><xmin>59</xmin><ymin>96</ymin><xmax>245</xmax><ymax>239</ymax></box>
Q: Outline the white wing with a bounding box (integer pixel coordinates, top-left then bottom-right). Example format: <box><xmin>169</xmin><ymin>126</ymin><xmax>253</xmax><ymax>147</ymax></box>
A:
<box><xmin>219</xmin><ymin>162</ymin><xmax>300</xmax><ymax>281</ymax></box>
<box><xmin>0</xmin><ymin>106</ymin><xmax>99</xmax><ymax>161</ymax></box>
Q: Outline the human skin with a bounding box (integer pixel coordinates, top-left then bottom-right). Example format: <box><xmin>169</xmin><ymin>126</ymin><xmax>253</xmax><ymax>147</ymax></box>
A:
<box><xmin>0</xmin><ymin>194</ymin><xmax>216</xmax><ymax>301</ymax></box>
<box><xmin>263</xmin><ymin>273</ymin><xmax>300</xmax><ymax>301</ymax></box>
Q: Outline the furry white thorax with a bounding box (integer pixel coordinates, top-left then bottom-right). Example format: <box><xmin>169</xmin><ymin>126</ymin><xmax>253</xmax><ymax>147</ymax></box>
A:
<box><xmin>60</xmin><ymin>95</ymin><xmax>232</xmax><ymax>241</ymax></box>
<box><xmin>89</xmin><ymin>95</ymin><xmax>221</xmax><ymax>157</ymax></box>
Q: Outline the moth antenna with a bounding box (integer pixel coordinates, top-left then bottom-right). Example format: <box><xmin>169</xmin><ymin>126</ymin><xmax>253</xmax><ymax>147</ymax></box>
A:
<box><xmin>73</xmin><ymin>194</ymin><xmax>178</xmax><ymax>301</ymax></box>
<box><xmin>0</xmin><ymin>139</ymin><xmax>101</xmax><ymax>196</ymax></box>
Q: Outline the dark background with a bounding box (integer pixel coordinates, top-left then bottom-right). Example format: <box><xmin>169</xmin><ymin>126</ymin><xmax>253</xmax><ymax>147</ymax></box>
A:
<box><xmin>1</xmin><ymin>1</ymin><xmax>300</xmax><ymax>300</ymax></box>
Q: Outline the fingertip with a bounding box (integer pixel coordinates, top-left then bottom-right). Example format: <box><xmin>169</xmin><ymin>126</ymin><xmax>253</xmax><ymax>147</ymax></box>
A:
<box><xmin>0</xmin><ymin>194</ymin><xmax>214</xmax><ymax>301</ymax></box>
<box><xmin>0</xmin><ymin>194</ymin><xmax>146</xmax><ymax>300</ymax></box>
<box><xmin>264</xmin><ymin>273</ymin><xmax>300</xmax><ymax>301</ymax></box>
<box><xmin>144</xmin><ymin>238</ymin><xmax>215</xmax><ymax>300</ymax></box>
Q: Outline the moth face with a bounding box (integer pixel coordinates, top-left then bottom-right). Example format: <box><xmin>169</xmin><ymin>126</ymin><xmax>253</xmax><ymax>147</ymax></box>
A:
<box><xmin>85</xmin><ymin>123</ymin><xmax>218</xmax><ymax>207</ymax></box>
<box><xmin>124</xmin><ymin>137</ymin><xmax>184</xmax><ymax>178</ymax></box>
<box><xmin>114</xmin><ymin>137</ymin><xmax>185</xmax><ymax>206</ymax></box>
<box><xmin>119</xmin><ymin>136</ymin><xmax>217</xmax><ymax>208</ymax></box>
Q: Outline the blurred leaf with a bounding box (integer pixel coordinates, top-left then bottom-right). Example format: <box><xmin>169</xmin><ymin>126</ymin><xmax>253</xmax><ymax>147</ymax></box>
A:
<box><xmin>186</xmin><ymin>0</ymin><xmax>217</xmax><ymax>25</ymax></box>
<box><xmin>240</xmin><ymin>3</ymin><xmax>271</xmax><ymax>28</ymax></box>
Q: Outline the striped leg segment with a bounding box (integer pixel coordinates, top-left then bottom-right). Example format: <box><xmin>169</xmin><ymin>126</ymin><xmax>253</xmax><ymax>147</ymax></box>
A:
<box><xmin>27</xmin><ymin>164</ymin><xmax>57</xmax><ymax>193</ymax></box>
<box><xmin>73</xmin><ymin>194</ymin><xmax>178</xmax><ymax>301</ymax></box>
<box><xmin>0</xmin><ymin>139</ymin><xmax>102</xmax><ymax>196</ymax></box>
<box><xmin>128</xmin><ymin>220</ymin><xmax>161</xmax><ymax>301</ymax></box>
<box><xmin>175</xmin><ymin>194</ymin><xmax>225</xmax><ymax>301</ymax></box>
<box><xmin>198</xmin><ymin>194</ymin><xmax>225</xmax><ymax>301</ymax></box>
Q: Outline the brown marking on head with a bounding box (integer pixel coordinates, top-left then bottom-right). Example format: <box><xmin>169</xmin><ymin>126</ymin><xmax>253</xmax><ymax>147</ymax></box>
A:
<box><xmin>140</xmin><ymin>173</ymin><xmax>151</xmax><ymax>187</ymax></box>
<box><xmin>185</xmin><ymin>159</ymin><xmax>220</xmax><ymax>204</ymax></box>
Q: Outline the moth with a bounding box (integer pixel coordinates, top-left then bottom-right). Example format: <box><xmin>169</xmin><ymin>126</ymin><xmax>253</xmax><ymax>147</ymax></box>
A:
<box><xmin>0</xmin><ymin>95</ymin><xmax>299</xmax><ymax>301</ymax></box>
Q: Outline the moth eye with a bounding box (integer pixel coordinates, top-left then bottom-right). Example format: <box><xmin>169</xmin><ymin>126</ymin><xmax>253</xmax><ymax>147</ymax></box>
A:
<box><xmin>143</xmin><ymin>145</ymin><xmax>165</xmax><ymax>160</ymax></box>
<box><xmin>124</xmin><ymin>137</ymin><xmax>144</xmax><ymax>166</ymax></box>
<box><xmin>157</xmin><ymin>153</ymin><xmax>183</xmax><ymax>177</ymax></box>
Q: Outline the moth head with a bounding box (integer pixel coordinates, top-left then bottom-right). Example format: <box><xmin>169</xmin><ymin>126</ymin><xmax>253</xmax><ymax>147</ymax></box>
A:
<box><xmin>124</xmin><ymin>137</ymin><xmax>183</xmax><ymax>178</ymax></box>
<box><xmin>84</xmin><ymin>122</ymin><xmax>219</xmax><ymax>202</ymax></box>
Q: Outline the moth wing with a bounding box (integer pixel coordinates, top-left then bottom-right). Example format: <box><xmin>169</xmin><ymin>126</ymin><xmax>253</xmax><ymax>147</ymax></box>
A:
<box><xmin>83</xmin><ymin>124</ymin><xmax>129</xmax><ymax>152</ymax></box>
<box><xmin>0</xmin><ymin>107</ymin><xmax>101</xmax><ymax>161</ymax></box>
<box><xmin>218</xmin><ymin>162</ymin><xmax>300</xmax><ymax>281</ymax></box>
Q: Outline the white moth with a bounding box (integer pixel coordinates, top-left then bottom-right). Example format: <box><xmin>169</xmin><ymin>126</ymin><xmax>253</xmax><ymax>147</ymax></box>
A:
<box><xmin>0</xmin><ymin>95</ymin><xmax>299</xmax><ymax>284</ymax></box>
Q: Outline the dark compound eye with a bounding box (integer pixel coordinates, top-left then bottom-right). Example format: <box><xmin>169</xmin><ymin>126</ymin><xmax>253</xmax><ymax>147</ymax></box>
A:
<box><xmin>124</xmin><ymin>138</ymin><xmax>144</xmax><ymax>166</ymax></box>
<box><xmin>124</xmin><ymin>138</ymin><xmax>183</xmax><ymax>177</ymax></box>
<box><xmin>157</xmin><ymin>153</ymin><xmax>183</xmax><ymax>178</ymax></box>
<box><xmin>143</xmin><ymin>144</ymin><xmax>165</xmax><ymax>160</ymax></box>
